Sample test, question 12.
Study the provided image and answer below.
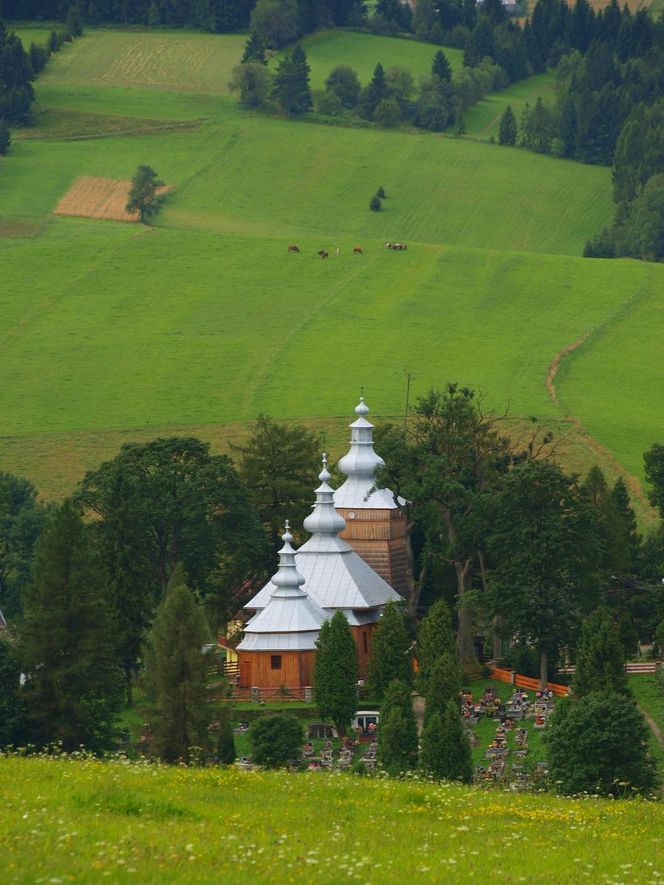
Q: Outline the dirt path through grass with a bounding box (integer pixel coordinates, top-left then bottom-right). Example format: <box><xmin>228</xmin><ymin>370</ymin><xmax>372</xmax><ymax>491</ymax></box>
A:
<box><xmin>639</xmin><ymin>704</ymin><xmax>664</xmax><ymax>749</ymax></box>
<box><xmin>546</xmin><ymin>333</ymin><xmax>589</xmax><ymax>404</ymax></box>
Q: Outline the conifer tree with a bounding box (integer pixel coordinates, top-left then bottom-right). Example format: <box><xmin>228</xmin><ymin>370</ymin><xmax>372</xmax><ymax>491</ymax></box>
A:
<box><xmin>425</xmin><ymin>650</ymin><xmax>461</xmax><ymax>723</ymax></box>
<box><xmin>216</xmin><ymin>704</ymin><xmax>237</xmax><ymax>764</ymax></box>
<box><xmin>420</xmin><ymin>700</ymin><xmax>472</xmax><ymax>782</ymax></box>
<box><xmin>498</xmin><ymin>105</ymin><xmax>517</xmax><ymax>146</ymax></box>
<box><xmin>431</xmin><ymin>49</ymin><xmax>452</xmax><ymax>83</ymax></box>
<box><xmin>367</xmin><ymin>601</ymin><xmax>412</xmax><ymax>699</ymax></box>
<box><xmin>0</xmin><ymin>637</ymin><xmax>27</xmax><ymax>747</ymax></box>
<box><xmin>272</xmin><ymin>44</ymin><xmax>312</xmax><ymax>115</ymax></box>
<box><xmin>573</xmin><ymin>608</ymin><xmax>629</xmax><ymax>698</ymax></box>
<box><xmin>0</xmin><ymin>120</ymin><xmax>11</xmax><ymax>156</ymax></box>
<box><xmin>19</xmin><ymin>500</ymin><xmax>124</xmax><ymax>752</ymax></box>
<box><xmin>241</xmin><ymin>30</ymin><xmax>267</xmax><ymax>64</ymax></box>
<box><xmin>369</xmin><ymin>194</ymin><xmax>382</xmax><ymax>212</ymax></box>
<box><xmin>377</xmin><ymin>679</ymin><xmax>418</xmax><ymax>775</ymax></box>
<box><xmin>360</xmin><ymin>63</ymin><xmax>388</xmax><ymax>120</ymax></box>
<box><xmin>314</xmin><ymin>611</ymin><xmax>358</xmax><ymax>735</ymax></box>
<box><xmin>250</xmin><ymin>714</ymin><xmax>303</xmax><ymax>768</ymax></box>
<box><xmin>144</xmin><ymin>573</ymin><xmax>212</xmax><ymax>763</ymax></box>
<box><xmin>612</xmin><ymin>477</ymin><xmax>640</xmax><ymax>569</ymax></box>
<box><xmin>416</xmin><ymin>598</ymin><xmax>455</xmax><ymax>694</ymax></box>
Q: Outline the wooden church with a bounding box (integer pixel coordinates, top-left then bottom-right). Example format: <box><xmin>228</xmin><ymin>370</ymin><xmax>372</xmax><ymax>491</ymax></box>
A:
<box><xmin>236</xmin><ymin>398</ymin><xmax>409</xmax><ymax>693</ymax></box>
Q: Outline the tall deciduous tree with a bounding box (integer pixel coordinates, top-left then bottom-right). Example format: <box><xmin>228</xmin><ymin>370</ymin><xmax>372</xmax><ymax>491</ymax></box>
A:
<box><xmin>144</xmin><ymin>574</ymin><xmax>212</xmax><ymax>763</ymax></box>
<box><xmin>367</xmin><ymin>601</ymin><xmax>412</xmax><ymax>699</ymax></box>
<box><xmin>314</xmin><ymin>611</ymin><xmax>358</xmax><ymax>735</ymax></box>
<box><xmin>19</xmin><ymin>500</ymin><xmax>124</xmax><ymax>752</ymax></box>
<box><xmin>126</xmin><ymin>164</ymin><xmax>164</xmax><ymax>224</ymax></box>
<box><xmin>0</xmin><ymin>472</ymin><xmax>48</xmax><ymax>619</ymax></box>
<box><xmin>78</xmin><ymin>437</ymin><xmax>268</xmax><ymax>624</ymax></box>
<box><xmin>573</xmin><ymin>608</ymin><xmax>629</xmax><ymax>697</ymax></box>
<box><xmin>486</xmin><ymin>458</ymin><xmax>601</xmax><ymax>687</ymax></box>
<box><xmin>233</xmin><ymin>414</ymin><xmax>319</xmax><ymax>568</ymax></box>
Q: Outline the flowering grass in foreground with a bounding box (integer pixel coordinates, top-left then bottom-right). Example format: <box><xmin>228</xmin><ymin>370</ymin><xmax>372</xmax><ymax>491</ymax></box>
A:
<box><xmin>1</xmin><ymin>756</ymin><xmax>663</xmax><ymax>883</ymax></box>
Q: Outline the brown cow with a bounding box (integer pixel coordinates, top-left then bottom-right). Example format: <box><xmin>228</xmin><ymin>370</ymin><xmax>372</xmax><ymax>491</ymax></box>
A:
<box><xmin>318</xmin><ymin>250</ymin><xmax>329</xmax><ymax>259</ymax></box>
<box><xmin>288</xmin><ymin>244</ymin><xmax>300</xmax><ymax>253</ymax></box>
<box><xmin>353</xmin><ymin>246</ymin><xmax>363</xmax><ymax>254</ymax></box>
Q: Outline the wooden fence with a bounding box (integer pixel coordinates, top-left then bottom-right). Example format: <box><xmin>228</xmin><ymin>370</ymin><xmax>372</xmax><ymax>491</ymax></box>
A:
<box><xmin>490</xmin><ymin>667</ymin><xmax>570</xmax><ymax>697</ymax></box>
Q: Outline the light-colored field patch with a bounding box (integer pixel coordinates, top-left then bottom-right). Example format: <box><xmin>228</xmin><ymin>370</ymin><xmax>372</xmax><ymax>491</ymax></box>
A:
<box><xmin>54</xmin><ymin>175</ymin><xmax>170</xmax><ymax>222</ymax></box>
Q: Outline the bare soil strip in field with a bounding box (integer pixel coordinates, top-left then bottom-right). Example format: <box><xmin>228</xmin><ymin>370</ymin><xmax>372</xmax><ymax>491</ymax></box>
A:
<box><xmin>0</xmin><ymin>218</ymin><xmax>45</xmax><ymax>238</ymax></box>
<box><xmin>17</xmin><ymin>109</ymin><xmax>201</xmax><ymax>141</ymax></box>
<box><xmin>54</xmin><ymin>176</ymin><xmax>170</xmax><ymax>223</ymax></box>
<box><xmin>546</xmin><ymin>333</ymin><xmax>589</xmax><ymax>404</ymax></box>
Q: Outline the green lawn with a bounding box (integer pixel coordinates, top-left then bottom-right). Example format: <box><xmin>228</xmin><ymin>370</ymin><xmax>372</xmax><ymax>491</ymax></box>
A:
<box><xmin>2</xmin><ymin>756</ymin><xmax>664</xmax><ymax>882</ymax></box>
<box><xmin>9</xmin><ymin>22</ymin><xmax>58</xmax><ymax>48</ymax></box>
<box><xmin>629</xmin><ymin>673</ymin><xmax>664</xmax><ymax>768</ymax></box>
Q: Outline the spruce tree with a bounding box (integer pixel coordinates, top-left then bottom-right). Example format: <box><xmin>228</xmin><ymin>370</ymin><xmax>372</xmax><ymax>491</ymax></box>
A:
<box><xmin>431</xmin><ymin>49</ymin><xmax>452</xmax><ymax>83</ymax></box>
<box><xmin>367</xmin><ymin>601</ymin><xmax>412</xmax><ymax>699</ymax></box>
<box><xmin>360</xmin><ymin>63</ymin><xmax>388</xmax><ymax>120</ymax></box>
<box><xmin>144</xmin><ymin>575</ymin><xmax>212</xmax><ymax>763</ymax></box>
<box><xmin>573</xmin><ymin>608</ymin><xmax>629</xmax><ymax>698</ymax></box>
<box><xmin>377</xmin><ymin>680</ymin><xmax>418</xmax><ymax>776</ymax></box>
<box><xmin>420</xmin><ymin>700</ymin><xmax>472</xmax><ymax>782</ymax></box>
<box><xmin>0</xmin><ymin>637</ymin><xmax>27</xmax><ymax>747</ymax></box>
<box><xmin>216</xmin><ymin>704</ymin><xmax>237</xmax><ymax>764</ymax></box>
<box><xmin>241</xmin><ymin>30</ymin><xmax>267</xmax><ymax>64</ymax></box>
<box><xmin>272</xmin><ymin>44</ymin><xmax>312</xmax><ymax>115</ymax></box>
<box><xmin>498</xmin><ymin>105</ymin><xmax>517</xmax><ymax>146</ymax></box>
<box><xmin>612</xmin><ymin>477</ymin><xmax>640</xmax><ymax>569</ymax></box>
<box><xmin>314</xmin><ymin>611</ymin><xmax>358</xmax><ymax>735</ymax></box>
<box><xmin>19</xmin><ymin>500</ymin><xmax>124</xmax><ymax>752</ymax></box>
<box><xmin>425</xmin><ymin>650</ymin><xmax>461</xmax><ymax>724</ymax></box>
<box><xmin>369</xmin><ymin>194</ymin><xmax>382</xmax><ymax>212</ymax></box>
<box><xmin>416</xmin><ymin>598</ymin><xmax>455</xmax><ymax>694</ymax></box>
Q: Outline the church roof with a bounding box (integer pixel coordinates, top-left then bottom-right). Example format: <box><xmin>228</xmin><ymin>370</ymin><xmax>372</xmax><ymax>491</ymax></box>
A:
<box><xmin>237</xmin><ymin>523</ymin><xmax>327</xmax><ymax>652</ymax></box>
<box><xmin>245</xmin><ymin>456</ymin><xmax>400</xmax><ymax>613</ymax></box>
<box><xmin>333</xmin><ymin>396</ymin><xmax>404</xmax><ymax>510</ymax></box>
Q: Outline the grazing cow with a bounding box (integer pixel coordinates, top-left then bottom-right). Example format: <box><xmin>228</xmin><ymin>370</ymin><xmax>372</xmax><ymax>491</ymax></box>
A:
<box><xmin>318</xmin><ymin>250</ymin><xmax>329</xmax><ymax>259</ymax></box>
<box><xmin>353</xmin><ymin>246</ymin><xmax>363</xmax><ymax>254</ymax></box>
<box><xmin>288</xmin><ymin>244</ymin><xmax>300</xmax><ymax>253</ymax></box>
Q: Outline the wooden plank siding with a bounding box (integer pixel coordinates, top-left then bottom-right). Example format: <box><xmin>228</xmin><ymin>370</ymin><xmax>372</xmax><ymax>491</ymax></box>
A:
<box><xmin>238</xmin><ymin>650</ymin><xmax>315</xmax><ymax>690</ymax></box>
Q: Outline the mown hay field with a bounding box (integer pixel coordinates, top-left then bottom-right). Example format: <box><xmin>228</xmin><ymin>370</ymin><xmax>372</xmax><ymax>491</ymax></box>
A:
<box><xmin>1</xmin><ymin>756</ymin><xmax>663</xmax><ymax>883</ymax></box>
<box><xmin>54</xmin><ymin>175</ymin><xmax>139</xmax><ymax>221</ymax></box>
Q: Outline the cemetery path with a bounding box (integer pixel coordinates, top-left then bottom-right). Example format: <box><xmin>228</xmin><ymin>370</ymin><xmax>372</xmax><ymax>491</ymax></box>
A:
<box><xmin>639</xmin><ymin>704</ymin><xmax>664</xmax><ymax>749</ymax></box>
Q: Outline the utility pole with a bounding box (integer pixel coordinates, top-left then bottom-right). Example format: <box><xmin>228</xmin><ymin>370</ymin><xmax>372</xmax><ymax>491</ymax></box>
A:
<box><xmin>403</xmin><ymin>370</ymin><xmax>413</xmax><ymax>430</ymax></box>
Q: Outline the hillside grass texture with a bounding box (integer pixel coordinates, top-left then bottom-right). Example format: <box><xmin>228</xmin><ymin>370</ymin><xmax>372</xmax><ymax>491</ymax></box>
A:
<box><xmin>1</xmin><ymin>27</ymin><xmax>662</xmax><ymax>506</ymax></box>
<box><xmin>2</xmin><ymin>755</ymin><xmax>664</xmax><ymax>883</ymax></box>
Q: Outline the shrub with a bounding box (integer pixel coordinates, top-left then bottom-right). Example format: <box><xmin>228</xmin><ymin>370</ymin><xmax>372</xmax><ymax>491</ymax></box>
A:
<box><xmin>315</xmin><ymin>89</ymin><xmax>344</xmax><ymax>116</ymax></box>
<box><xmin>250</xmin><ymin>714</ymin><xmax>304</xmax><ymax>768</ymax></box>
<box><xmin>325</xmin><ymin>66</ymin><xmax>361</xmax><ymax>109</ymax></box>
<box><xmin>370</xmin><ymin>194</ymin><xmax>382</xmax><ymax>212</ymax></box>
<box><xmin>373</xmin><ymin>97</ymin><xmax>401</xmax><ymax>128</ymax></box>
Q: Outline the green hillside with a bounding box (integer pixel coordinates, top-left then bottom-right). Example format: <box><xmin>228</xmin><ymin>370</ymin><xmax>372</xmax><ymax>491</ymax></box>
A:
<box><xmin>2</xmin><ymin>757</ymin><xmax>663</xmax><ymax>882</ymax></box>
<box><xmin>0</xmin><ymin>27</ymin><xmax>661</xmax><ymax>504</ymax></box>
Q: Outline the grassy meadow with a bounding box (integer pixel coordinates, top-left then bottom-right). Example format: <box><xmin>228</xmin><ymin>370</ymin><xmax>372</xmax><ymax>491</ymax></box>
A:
<box><xmin>0</xmin><ymin>26</ymin><xmax>662</xmax><ymax>504</ymax></box>
<box><xmin>2</xmin><ymin>755</ymin><xmax>664</xmax><ymax>883</ymax></box>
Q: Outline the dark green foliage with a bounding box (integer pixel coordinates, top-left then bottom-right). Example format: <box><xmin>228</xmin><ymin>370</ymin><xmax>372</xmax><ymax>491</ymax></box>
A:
<box><xmin>272</xmin><ymin>44</ymin><xmax>312</xmax><ymax>115</ymax></box>
<box><xmin>373</xmin><ymin>97</ymin><xmax>401</xmax><ymax>127</ymax></box>
<box><xmin>0</xmin><ymin>638</ymin><xmax>27</xmax><ymax>747</ymax></box>
<box><xmin>314</xmin><ymin>611</ymin><xmax>358</xmax><ymax>734</ymax></box>
<box><xmin>250</xmin><ymin>714</ymin><xmax>304</xmax><ymax>767</ymax></box>
<box><xmin>0</xmin><ymin>26</ymin><xmax>35</xmax><ymax>125</ymax></box>
<box><xmin>519</xmin><ymin>97</ymin><xmax>556</xmax><ymax>154</ymax></box>
<box><xmin>377</xmin><ymin>679</ymin><xmax>418</xmax><ymax>775</ymax></box>
<box><xmin>425</xmin><ymin>651</ymin><xmax>461</xmax><ymax>723</ymax></box>
<box><xmin>78</xmin><ymin>437</ymin><xmax>267</xmax><ymax>625</ymax></box>
<box><xmin>360</xmin><ymin>63</ymin><xmax>388</xmax><ymax>120</ymax></box>
<box><xmin>215</xmin><ymin>705</ymin><xmax>237</xmax><ymax>764</ymax></box>
<box><xmin>367</xmin><ymin>601</ymin><xmax>412</xmax><ymax>699</ymax></box>
<box><xmin>582</xmin><ymin>465</ymin><xmax>633</xmax><ymax>576</ymax></box>
<box><xmin>125</xmin><ymin>164</ymin><xmax>164</xmax><ymax>224</ymax></box>
<box><xmin>432</xmin><ymin>49</ymin><xmax>452</xmax><ymax>83</ymax></box>
<box><xmin>645</xmin><ymin>443</ymin><xmax>664</xmax><ymax>520</ymax></box>
<box><xmin>325</xmin><ymin>66</ymin><xmax>361</xmax><ymax>109</ymax></box>
<box><xmin>0</xmin><ymin>473</ymin><xmax>48</xmax><ymax>618</ymax></box>
<box><xmin>369</xmin><ymin>194</ymin><xmax>382</xmax><ymax>212</ymax></box>
<box><xmin>233</xmin><ymin>414</ymin><xmax>319</xmax><ymax>568</ymax></box>
<box><xmin>546</xmin><ymin>693</ymin><xmax>659</xmax><ymax>796</ymax></box>
<box><xmin>611</xmin><ymin>477</ymin><xmax>639</xmax><ymax>570</ymax></box>
<box><xmin>229</xmin><ymin>63</ymin><xmax>273</xmax><ymax>108</ymax></box>
<box><xmin>573</xmin><ymin>608</ymin><xmax>629</xmax><ymax>698</ymax></box>
<box><xmin>416</xmin><ymin>77</ymin><xmax>455</xmax><ymax>132</ymax></box>
<box><xmin>19</xmin><ymin>500</ymin><xmax>124</xmax><ymax>752</ymax></box>
<box><xmin>376</xmin><ymin>186</ymin><xmax>386</xmax><ymax>199</ymax></box>
<box><xmin>498</xmin><ymin>104</ymin><xmax>516</xmax><ymax>146</ymax></box>
<box><xmin>486</xmin><ymin>458</ymin><xmax>601</xmax><ymax>686</ymax></box>
<box><xmin>416</xmin><ymin>598</ymin><xmax>455</xmax><ymax>694</ymax></box>
<box><xmin>66</xmin><ymin>5</ymin><xmax>84</xmax><ymax>37</ymax></box>
<box><xmin>420</xmin><ymin>701</ymin><xmax>472</xmax><ymax>782</ymax></box>
<box><xmin>0</xmin><ymin>118</ymin><xmax>11</xmax><ymax>155</ymax></box>
<box><xmin>144</xmin><ymin>579</ymin><xmax>212</xmax><ymax>763</ymax></box>
<box><xmin>251</xmin><ymin>0</ymin><xmax>298</xmax><ymax>49</ymax></box>
<box><xmin>241</xmin><ymin>30</ymin><xmax>267</xmax><ymax>64</ymax></box>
